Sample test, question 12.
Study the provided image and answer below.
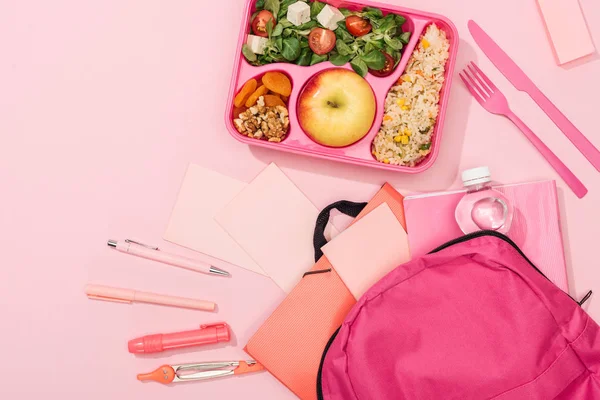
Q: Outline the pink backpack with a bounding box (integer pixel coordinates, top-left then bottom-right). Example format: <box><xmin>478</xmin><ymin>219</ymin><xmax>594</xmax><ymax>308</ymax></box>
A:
<box><xmin>318</xmin><ymin>232</ymin><xmax>599</xmax><ymax>399</ymax></box>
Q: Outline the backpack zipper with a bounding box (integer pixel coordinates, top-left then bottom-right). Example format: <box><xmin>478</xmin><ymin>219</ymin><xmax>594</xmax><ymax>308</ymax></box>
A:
<box><xmin>429</xmin><ymin>230</ymin><xmax>547</xmax><ymax>278</ymax></box>
<box><xmin>429</xmin><ymin>230</ymin><xmax>590</xmax><ymax>305</ymax></box>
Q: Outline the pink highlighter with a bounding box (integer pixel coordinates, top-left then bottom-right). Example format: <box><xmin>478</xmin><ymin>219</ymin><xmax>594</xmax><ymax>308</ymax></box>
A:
<box><xmin>128</xmin><ymin>323</ymin><xmax>231</xmax><ymax>354</ymax></box>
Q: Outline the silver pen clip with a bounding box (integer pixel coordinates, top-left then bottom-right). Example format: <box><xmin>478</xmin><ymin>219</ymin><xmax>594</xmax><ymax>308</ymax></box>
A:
<box><xmin>125</xmin><ymin>239</ymin><xmax>159</xmax><ymax>251</ymax></box>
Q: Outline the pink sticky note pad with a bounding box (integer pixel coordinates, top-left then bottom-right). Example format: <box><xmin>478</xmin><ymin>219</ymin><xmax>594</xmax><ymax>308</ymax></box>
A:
<box><xmin>322</xmin><ymin>203</ymin><xmax>410</xmax><ymax>299</ymax></box>
<box><xmin>216</xmin><ymin>163</ymin><xmax>336</xmax><ymax>293</ymax></box>
<box><xmin>164</xmin><ymin>164</ymin><xmax>265</xmax><ymax>275</ymax></box>
<box><xmin>537</xmin><ymin>0</ymin><xmax>595</xmax><ymax>65</ymax></box>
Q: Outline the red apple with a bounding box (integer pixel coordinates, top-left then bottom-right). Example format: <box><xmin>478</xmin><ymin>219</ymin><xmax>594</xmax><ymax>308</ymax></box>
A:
<box><xmin>297</xmin><ymin>69</ymin><xmax>376</xmax><ymax>147</ymax></box>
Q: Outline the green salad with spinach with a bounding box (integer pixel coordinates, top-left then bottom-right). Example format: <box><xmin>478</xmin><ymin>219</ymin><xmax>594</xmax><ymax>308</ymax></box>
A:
<box><xmin>242</xmin><ymin>0</ymin><xmax>411</xmax><ymax>77</ymax></box>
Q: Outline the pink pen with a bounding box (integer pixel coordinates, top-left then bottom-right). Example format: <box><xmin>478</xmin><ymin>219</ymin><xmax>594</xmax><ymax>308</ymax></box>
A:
<box><xmin>85</xmin><ymin>284</ymin><xmax>216</xmax><ymax>312</ymax></box>
<box><xmin>107</xmin><ymin>239</ymin><xmax>229</xmax><ymax>276</ymax></box>
<box><xmin>128</xmin><ymin>323</ymin><xmax>231</xmax><ymax>354</ymax></box>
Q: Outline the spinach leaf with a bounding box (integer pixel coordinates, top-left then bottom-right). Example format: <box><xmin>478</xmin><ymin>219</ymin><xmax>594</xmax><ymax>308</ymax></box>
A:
<box><xmin>296</xmin><ymin>20</ymin><xmax>317</xmax><ymax>30</ymax></box>
<box><xmin>296</xmin><ymin>47</ymin><xmax>313</xmax><ymax>66</ymax></box>
<box><xmin>350</xmin><ymin>56</ymin><xmax>368</xmax><ymax>77</ymax></box>
<box><xmin>310</xmin><ymin>1</ymin><xmax>326</xmax><ymax>18</ymax></box>
<box><xmin>364</xmin><ymin>36</ymin><xmax>385</xmax><ymax>49</ymax></box>
<box><xmin>266</xmin><ymin>18</ymin><xmax>274</xmax><ymax>37</ymax></box>
<box><xmin>335</xmin><ymin>39</ymin><xmax>353</xmax><ymax>56</ymax></box>
<box><xmin>384</xmin><ymin>36</ymin><xmax>403</xmax><ymax>50</ymax></box>
<box><xmin>296</xmin><ymin>29</ymin><xmax>312</xmax><ymax>36</ymax></box>
<box><xmin>264</xmin><ymin>0</ymin><xmax>280</xmax><ymax>17</ymax></box>
<box><xmin>255</xmin><ymin>0</ymin><xmax>265</xmax><ymax>10</ymax></box>
<box><xmin>282</xmin><ymin>36</ymin><xmax>301</xmax><ymax>61</ymax></box>
<box><xmin>299</xmin><ymin>37</ymin><xmax>309</xmax><ymax>48</ymax></box>
<box><xmin>364</xmin><ymin>42</ymin><xmax>375</xmax><ymax>54</ymax></box>
<box><xmin>274</xmin><ymin>36</ymin><xmax>283</xmax><ymax>52</ymax></box>
<box><xmin>361</xmin><ymin>50</ymin><xmax>386</xmax><ymax>70</ymax></box>
<box><xmin>278</xmin><ymin>18</ymin><xmax>293</xmax><ymax>29</ymax></box>
<box><xmin>258</xmin><ymin>54</ymin><xmax>270</xmax><ymax>64</ymax></box>
<box><xmin>362</xmin><ymin>6</ymin><xmax>383</xmax><ymax>19</ymax></box>
<box><xmin>399</xmin><ymin>31</ymin><xmax>411</xmax><ymax>44</ymax></box>
<box><xmin>386</xmin><ymin>46</ymin><xmax>399</xmax><ymax>62</ymax></box>
<box><xmin>283</xmin><ymin>28</ymin><xmax>293</xmax><ymax>37</ymax></box>
<box><xmin>242</xmin><ymin>44</ymin><xmax>257</xmax><ymax>62</ymax></box>
<box><xmin>374</xmin><ymin>14</ymin><xmax>396</xmax><ymax>34</ymax></box>
<box><xmin>419</xmin><ymin>143</ymin><xmax>432</xmax><ymax>150</ymax></box>
<box><xmin>310</xmin><ymin>53</ymin><xmax>328</xmax><ymax>65</ymax></box>
<box><xmin>271</xmin><ymin>22</ymin><xmax>284</xmax><ymax>37</ymax></box>
<box><xmin>339</xmin><ymin>8</ymin><xmax>353</xmax><ymax>17</ymax></box>
<box><xmin>394</xmin><ymin>14</ymin><xmax>407</xmax><ymax>26</ymax></box>
<box><xmin>329</xmin><ymin>52</ymin><xmax>352</xmax><ymax>66</ymax></box>
<box><xmin>335</xmin><ymin>24</ymin><xmax>354</xmax><ymax>42</ymax></box>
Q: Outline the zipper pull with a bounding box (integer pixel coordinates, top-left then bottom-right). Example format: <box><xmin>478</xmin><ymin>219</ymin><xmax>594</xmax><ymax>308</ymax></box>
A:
<box><xmin>578</xmin><ymin>290</ymin><xmax>593</xmax><ymax>306</ymax></box>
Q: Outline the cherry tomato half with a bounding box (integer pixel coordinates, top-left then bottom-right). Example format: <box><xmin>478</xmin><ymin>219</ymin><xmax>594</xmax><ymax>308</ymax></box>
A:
<box><xmin>369</xmin><ymin>52</ymin><xmax>396</xmax><ymax>77</ymax></box>
<box><xmin>308</xmin><ymin>28</ymin><xmax>336</xmax><ymax>55</ymax></box>
<box><xmin>346</xmin><ymin>16</ymin><xmax>372</xmax><ymax>37</ymax></box>
<box><xmin>252</xmin><ymin>10</ymin><xmax>275</xmax><ymax>38</ymax></box>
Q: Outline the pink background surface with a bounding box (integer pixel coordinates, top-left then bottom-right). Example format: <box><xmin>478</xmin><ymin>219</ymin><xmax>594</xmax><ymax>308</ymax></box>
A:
<box><xmin>1</xmin><ymin>0</ymin><xmax>598</xmax><ymax>398</ymax></box>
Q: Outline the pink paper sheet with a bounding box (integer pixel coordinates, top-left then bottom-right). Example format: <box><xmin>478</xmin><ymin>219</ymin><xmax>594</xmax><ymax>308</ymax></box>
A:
<box><xmin>216</xmin><ymin>163</ymin><xmax>336</xmax><ymax>293</ymax></box>
<box><xmin>322</xmin><ymin>203</ymin><xmax>410</xmax><ymax>299</ymax></box>
<box><xmin>163</xmin><ymin>164</ymin><xmax>265</xmax><ymax>275</ymax></box>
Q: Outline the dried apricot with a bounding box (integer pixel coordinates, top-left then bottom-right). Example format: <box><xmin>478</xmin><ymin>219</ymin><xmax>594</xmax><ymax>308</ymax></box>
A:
<box><xmin>234</xmin><ymin>79</ymin><xmax>258</xmax><ymax>108</ymax></box>
<box><xmin>262</xmin><ymin>72</ymin><xmax>292</xmax><ymax>97</ymax></box>
<box><xmin>245</xmin><ymin>84</ymin><xmax>269</xmax><ymax>107</ymax></box>
<box><xmin>281</xmin><ymin>95</ymin><xmax>289</xmax><ymax>103</ymax></box>
<box><xmin>264</xmin><ymin>94</ymin><xmax>286</xmax><ymax>107</ymax></box>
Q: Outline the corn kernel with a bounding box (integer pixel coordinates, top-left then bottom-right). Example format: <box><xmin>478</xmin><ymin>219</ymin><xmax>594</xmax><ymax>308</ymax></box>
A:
<box><xmin>422</xmin><ymin>39</ymin><xmax>430</xmax><ymax>49</ymax></box>
<box><xmin>397</xmin><ymin>98</ymin><xmax>406</xmax><ymax>106</ymax></box>
<box><xmin>401</xmin><ymin>105</ymin><xmax>409</xmax><ymax>111</ymax></box>
<box><xmin>401</xmin><ymin>136</ymin><xmax>409</xmax><ymax>145</ymax></box>
<box><xmin>383</xmin><ymin>158</ymin><xmax>390</xmax><ymax>164</ymax></box>
<box><xmin>402</xmin><ymin>75</ymin><xmax>412</xmax><ymax>83</ymax></box>
<box><xmin>383</xmin><ymin>115</ymin><xmax>393</xmax><ymax>121</ymax></box>
<box><xmin>404</xmin><ymin>128</ymin><xmax>411</xmax><ymax>136</ymax></box>
<box><xmin>394</xmin><ymin>136</ymin><xmax>402</xmax><ymax>143</ymax></box>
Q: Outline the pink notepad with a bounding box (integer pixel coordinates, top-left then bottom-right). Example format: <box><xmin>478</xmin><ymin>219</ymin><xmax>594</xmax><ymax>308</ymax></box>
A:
<box><xmin>537</xmin><ymin>0</ymin><xmax>595</xmax><ymax>65</ymax></box>
<box><xmin>404</xmin><ymin>180</ymin><xmax>569</xmax><ymax>292</ymax></box>
<box><xmin>322</xmin><ymin>203</ymin><xmax>410</xmax><ymax>299</ymax></box>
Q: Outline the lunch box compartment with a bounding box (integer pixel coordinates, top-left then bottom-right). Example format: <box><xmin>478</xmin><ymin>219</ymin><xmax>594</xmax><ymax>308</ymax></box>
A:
<box><xmin>225</xmin><ymin>0</ymin><xmax>459</xmax><ymax>173</ymax></box>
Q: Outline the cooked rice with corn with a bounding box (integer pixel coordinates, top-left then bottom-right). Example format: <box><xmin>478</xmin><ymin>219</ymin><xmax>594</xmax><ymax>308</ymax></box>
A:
<box><xmin>373</xmin><ymin>24</ymin><xmax>450</xmax><ymax>166</ymax></box>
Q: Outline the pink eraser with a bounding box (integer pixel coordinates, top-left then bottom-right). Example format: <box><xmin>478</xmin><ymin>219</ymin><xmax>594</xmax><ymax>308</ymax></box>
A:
<box><xmin>537</xmin><ymin>0</ymin><xmax>595</xmax><ymax>65</ymax></box>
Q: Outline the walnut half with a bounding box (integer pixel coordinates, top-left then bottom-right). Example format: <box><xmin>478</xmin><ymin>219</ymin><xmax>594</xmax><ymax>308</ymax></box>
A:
<box><xmin>233</xmin><ymin>96</ymin><xmax>289</xmax><ymax>142</ymax></box>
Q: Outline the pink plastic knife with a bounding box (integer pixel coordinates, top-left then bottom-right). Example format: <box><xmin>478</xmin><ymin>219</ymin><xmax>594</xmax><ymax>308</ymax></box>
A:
<box><xmin>469</xmin><ymin>20</ymin><xmax>600</xmax><ymax>172</ymax></box>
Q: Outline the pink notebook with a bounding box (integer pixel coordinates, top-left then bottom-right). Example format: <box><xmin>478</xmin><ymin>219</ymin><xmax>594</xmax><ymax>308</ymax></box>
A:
<box><xmin>404</xmin><ymin>180</ymin><xmax>569</xmax><ymax>292</ymax></box>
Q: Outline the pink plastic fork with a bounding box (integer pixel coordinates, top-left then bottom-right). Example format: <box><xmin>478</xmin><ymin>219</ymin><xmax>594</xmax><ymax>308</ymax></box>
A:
<box><xmin>460</xmin><ymin>62</ymin><xmax>587</xmax><ymax>199</ymax></box>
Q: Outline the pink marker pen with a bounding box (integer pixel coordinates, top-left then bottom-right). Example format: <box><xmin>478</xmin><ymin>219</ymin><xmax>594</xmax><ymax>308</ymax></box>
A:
<box><xmin>128</xmin><ymin>323</ymin><xmax>231</xmax><ymax>354</ymax></box>
<box><xmin>108</xmin><ymin>239</ymin><xmax>229</xmax><ymax>276</ymax></box>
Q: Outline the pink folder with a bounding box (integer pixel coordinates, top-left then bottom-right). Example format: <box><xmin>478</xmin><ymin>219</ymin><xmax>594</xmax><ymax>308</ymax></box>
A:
<box><xmin>404</xmin><ymin>180</ymin><xmax>569</xmax><ymax>292</ymax></box>
<box><xmin>322</xmin><ymin>203</ymin><xmax>410</xmax><ymax>299</ymax></box>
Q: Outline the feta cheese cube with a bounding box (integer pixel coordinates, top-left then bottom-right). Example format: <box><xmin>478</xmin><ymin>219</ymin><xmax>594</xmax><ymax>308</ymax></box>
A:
<box><xmin>287</xmin><ymin>1</ymin><xmax>311</xmax><ymax>26</ymax></box>
<box><xmin>316</xmin><ymin>4</ymin><xmax>345</xmax><ymax>30</ymax></box>
<box><xmin>246</xmin><ymin>34</ymin><xmax>268</xmax><ymax>55</ymax></box>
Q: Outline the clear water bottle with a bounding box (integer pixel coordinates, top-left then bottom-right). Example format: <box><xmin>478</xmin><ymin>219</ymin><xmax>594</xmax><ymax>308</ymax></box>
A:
<box><xmin>454</xmin><ymin>167</ymin><xmax>514</xmax><ymax>234</ymax></box>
